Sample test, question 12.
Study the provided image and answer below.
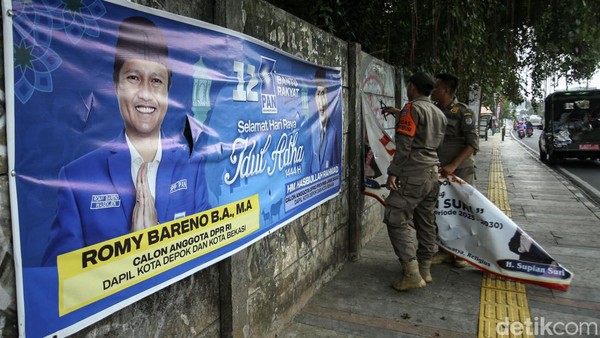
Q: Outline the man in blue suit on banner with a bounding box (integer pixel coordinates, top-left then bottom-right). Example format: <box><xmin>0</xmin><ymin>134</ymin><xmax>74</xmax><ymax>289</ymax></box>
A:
<box><xmin>310</xmin><ymin>68</ymin><xmax>340</xmax><ymax>173</ymax></box>
<box><xmin>42</xmin><ymin>16</ymin><xmax>210</xmax><ymax>265</ymax></box>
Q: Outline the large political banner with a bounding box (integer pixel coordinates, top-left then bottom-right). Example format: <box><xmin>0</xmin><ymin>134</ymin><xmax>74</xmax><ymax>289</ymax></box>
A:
<box><xmin>2</xmin><ymin>0</ymin><xmax>343</xmax><ymax>336</ymax></box>
<box><xmin>362</xmin><ymin>93</ymin><xmax>573</xmax><ymax>292</ymax></box>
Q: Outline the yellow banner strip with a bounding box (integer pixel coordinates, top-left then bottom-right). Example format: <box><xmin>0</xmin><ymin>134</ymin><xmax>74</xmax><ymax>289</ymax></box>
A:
<box><xmin>57</xmin><ymin>195</ymin><xmax>259</xmax><ymax>316</ymax></box>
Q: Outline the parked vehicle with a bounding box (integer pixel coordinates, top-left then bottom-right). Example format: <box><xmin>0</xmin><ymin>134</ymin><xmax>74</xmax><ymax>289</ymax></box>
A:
<box><xmin>539</xmin><ymin>89</ymin><xmax>600</xmax><ymax>162</ymax></box>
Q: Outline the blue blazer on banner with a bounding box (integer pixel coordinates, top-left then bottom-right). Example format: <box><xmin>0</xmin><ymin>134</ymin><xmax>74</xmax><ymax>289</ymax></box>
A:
<box><xmin>310</xmin><ymin>120</ymin><xmax>340</xmax><ymax>173</ymax></box>
<box><xmin>42</xmin><ymin>127</ymin><xmax>210</xmax><ymax>266</ymax></box>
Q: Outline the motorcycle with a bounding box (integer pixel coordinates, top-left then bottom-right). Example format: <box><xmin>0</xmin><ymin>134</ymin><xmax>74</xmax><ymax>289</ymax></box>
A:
<box><xmin>517</xmin><ymin>125</ymin><xmax>526</xmax><ymax>139</ymax></box>
<box><xmin>526</xmin><ymin>127</ymin><xmax>534</xmax><ymax>137</ymax></box>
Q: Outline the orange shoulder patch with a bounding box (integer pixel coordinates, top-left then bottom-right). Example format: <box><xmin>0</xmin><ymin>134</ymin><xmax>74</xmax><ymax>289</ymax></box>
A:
<box><xmin>396</xmin><ymin>103</ymin><xmax>416</xmax><ymax>137</ymax></box>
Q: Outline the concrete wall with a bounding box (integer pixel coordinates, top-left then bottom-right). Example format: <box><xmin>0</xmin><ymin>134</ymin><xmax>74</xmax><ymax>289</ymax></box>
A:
<box><xmin>0</xmin><ymin>0</ymin><xmax>388</xmax><ymax>337</ymax></box>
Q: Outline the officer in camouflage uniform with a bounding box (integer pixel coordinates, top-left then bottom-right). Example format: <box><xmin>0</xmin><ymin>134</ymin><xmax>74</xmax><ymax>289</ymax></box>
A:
<box><xmin>381</xmin><ymin>72</ymin><xmax>447</xmax><ymax>291</ymax></box>
<box><xmin>430</xmin><ymin>73</ymin><xmax>479</xmax><ymax>267</ymax></box>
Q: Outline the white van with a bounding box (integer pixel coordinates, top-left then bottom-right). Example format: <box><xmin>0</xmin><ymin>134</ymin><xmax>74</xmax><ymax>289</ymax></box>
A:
<box><xmin>528</xmin><ymin>114</ymin><xmax>543</xmax><ymax>129</ymax></box>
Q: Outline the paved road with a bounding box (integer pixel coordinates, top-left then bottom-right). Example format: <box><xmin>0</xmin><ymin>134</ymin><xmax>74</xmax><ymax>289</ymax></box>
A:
<box><xmin>509</xmin><ymin>128</ymin><xmax>600</xmax><ymax>206</ymax></box>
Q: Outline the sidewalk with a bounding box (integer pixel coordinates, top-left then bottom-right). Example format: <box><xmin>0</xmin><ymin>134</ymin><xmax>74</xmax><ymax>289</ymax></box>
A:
<box><xmin>278</xmin><ymin>133</ymin><xmax>600</xmax><ymax>337</ymax></box>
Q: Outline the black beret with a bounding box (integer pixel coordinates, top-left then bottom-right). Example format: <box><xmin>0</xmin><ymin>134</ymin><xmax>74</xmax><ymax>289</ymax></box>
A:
<box><xmin>409</xmin><ymin>72</ymin><xmax>435</xmax><ymax>92</ymax></box>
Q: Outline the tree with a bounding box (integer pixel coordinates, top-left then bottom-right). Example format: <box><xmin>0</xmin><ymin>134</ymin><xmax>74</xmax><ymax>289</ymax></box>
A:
<box><xmin>265</xmin><ymin>0</ymin><xmax>600</xmax><ymax>107</ymax></box>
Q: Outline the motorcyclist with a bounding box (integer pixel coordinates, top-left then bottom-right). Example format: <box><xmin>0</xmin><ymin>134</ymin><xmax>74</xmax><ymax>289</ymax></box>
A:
<box><xmin>525</xmin><ymin>119</ymin><xmax>534</xmax><ymax>137</ymax></box>
<box><xmin>517</xmin><ymin>120</ymin><xmax>526</xmax><ymax>138</ymax></box>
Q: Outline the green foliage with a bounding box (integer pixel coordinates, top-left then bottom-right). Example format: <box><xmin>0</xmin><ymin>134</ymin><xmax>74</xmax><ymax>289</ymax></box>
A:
<box><xmin>264</xmin><ymin>0</ymin><xmax>600</xmax><ymax>107</ymax></box>
<box><xmin>518</xmin><ymin>0</ymin><xmax>600</xmax><ymax>103</ymax></box>
<box><xmin>499</xmin><ymin>101</ymin><xmax>514</xmax><ymax>121</ymax></box>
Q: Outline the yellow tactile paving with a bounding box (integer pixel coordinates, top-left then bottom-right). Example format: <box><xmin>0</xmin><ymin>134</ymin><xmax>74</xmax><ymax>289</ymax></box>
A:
<box><xmin>478</xmin><ymin>136</ymin><xmax>534</xmax><ymax>338</ymax></box>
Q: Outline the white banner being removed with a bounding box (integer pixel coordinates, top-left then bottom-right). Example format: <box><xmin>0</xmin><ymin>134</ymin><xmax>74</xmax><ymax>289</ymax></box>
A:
<box><xmin>363</xmin><ymin>94</ymin><xmax>394</xmax><ymax>204</ymax></box>
<box><xmin>436</xmin><ymin>174</ymin><xmax>572</xmax><ymax>291</ymax></box>
<box><xmin>362</xmin><ymin>94</ymin><xmax>573</xmax><ymax>291</ymax></box>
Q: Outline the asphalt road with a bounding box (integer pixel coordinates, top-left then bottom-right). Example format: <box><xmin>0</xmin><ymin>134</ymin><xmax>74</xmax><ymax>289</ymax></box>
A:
<box><xmin>508</xmin><ymin>127</ymin><xmax>600</xmax><ymax>205</ymax></box>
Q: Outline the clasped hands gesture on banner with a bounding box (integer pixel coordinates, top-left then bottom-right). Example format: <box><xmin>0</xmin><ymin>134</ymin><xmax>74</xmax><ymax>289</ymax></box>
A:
<box><xmin>131</xmin><ymin>162</ymin><xmax>158</xmax><ymax>232</ymax></box>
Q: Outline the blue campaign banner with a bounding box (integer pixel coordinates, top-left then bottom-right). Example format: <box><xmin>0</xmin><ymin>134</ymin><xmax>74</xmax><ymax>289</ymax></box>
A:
<box><xmin>2</xmin><ymin>0</ymin><xmax>342</xmax><ymax>336</ymax></box>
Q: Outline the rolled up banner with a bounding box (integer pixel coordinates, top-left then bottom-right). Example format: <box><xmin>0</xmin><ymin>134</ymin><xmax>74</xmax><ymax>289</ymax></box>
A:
<box><xmin>437</xmin><ymin>175</ymin><xmax>572</xmax><ymax>292</ymax></box>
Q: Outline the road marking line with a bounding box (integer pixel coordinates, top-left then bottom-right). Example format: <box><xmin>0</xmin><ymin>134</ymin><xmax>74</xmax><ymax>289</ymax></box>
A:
<box><xmin>478</xmin><ymin>136</ymin><xmax>534</xmax><ymax>338</ymax></box>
